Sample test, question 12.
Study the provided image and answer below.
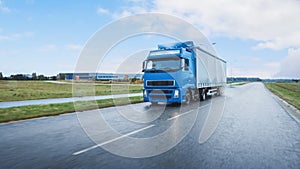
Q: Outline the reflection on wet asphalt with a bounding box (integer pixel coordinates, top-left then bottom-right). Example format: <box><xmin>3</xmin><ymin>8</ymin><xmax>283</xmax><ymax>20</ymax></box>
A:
<box><xmin>0</xmin><ymin>82</ymin><xmax>299</xmax><ymax>168</ymax></box>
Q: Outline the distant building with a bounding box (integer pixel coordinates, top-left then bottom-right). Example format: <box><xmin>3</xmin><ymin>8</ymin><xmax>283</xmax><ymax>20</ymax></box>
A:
<box><xmin>24</xmin><ymin>74</ymin><xmax>32</xmax><ymax>79</ymax></box>
<box><xmin>124</xmin><ymin>75</ymin><xmax>129</xmax><ymax>81</ymax></box>
<box><xmin>64</xmin><ymin>73</ymin><xmax>94</xmax><ymax>80</ymax></box>
<box><xmin>61</xmin><ymin>73</ymin><xmax>143</xmax><ymax>81</ymax></box>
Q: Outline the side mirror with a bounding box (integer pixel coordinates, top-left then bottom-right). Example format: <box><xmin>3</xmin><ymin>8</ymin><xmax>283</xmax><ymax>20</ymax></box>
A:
<box><xmin>186</xmin><ymin>47</ymin><xmax>192</xmax><ymax>52</ymax></box>
<box><xmin>142</xmin><ymin>61</ymin><xmax>146</xmax><ymax>72</ymax></box>
<box><xmin>181</xmin><ymin>59</ymin><xmax>189</xmax><ymax>71</ymax></box>
<box><xmin>181</xmin><ymin>59</ymin><xmax>185</xmax><ymax>70</ymax></box>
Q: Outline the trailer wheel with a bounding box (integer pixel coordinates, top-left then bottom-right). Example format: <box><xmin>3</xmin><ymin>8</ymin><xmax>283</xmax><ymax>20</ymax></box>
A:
<box><xmin>217</xmin><ymin>87</ymin><xmax>221</xmax><ymax>96</ymax></box>
<box><xmin>185</xmin><ymin>91</ymin><xmax>191</xmax><ymax>105</ymax></box>
<box><xmin>200</xmin><ymin>89</ymin><xmax>206</xmax><ymax>101</ymax></box>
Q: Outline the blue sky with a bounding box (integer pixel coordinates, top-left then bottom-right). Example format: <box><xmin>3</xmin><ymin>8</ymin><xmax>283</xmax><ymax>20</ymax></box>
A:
<box><xmin>0</xmin><ymin>0</ymin><xmax>299</xmax><ymax>78</ymax></box>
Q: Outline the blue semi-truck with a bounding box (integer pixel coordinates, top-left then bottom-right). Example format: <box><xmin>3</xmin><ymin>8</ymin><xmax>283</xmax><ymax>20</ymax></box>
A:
<box><xmin>142</xmin><ymin>41</ymin><xmax>226</xmax><ymax>105</ymax></box>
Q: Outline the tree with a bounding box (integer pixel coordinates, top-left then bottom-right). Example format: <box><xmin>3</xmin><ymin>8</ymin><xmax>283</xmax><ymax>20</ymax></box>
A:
<box><xmin>58</xmin><ymin>73</ymin><xmax>66</xmax><ymax>80</ymax></box>
<box><xmin>11</xmin><ymin>74</ymin><xmax>27</xmax><ymax>80</ymax></box>
<box><xmin>37</xmin><ymin>75</ymin><xmax>46</xmax><ymax>80</ymax></box>
<box><xmin>130</xmin><ymin>77</ymin><xmax>138</xmax><ymax>83</ymax></box>
<box><xmin>50</xmin><ymin>76</ymin><xmax>57</xmax><ymax>80</ymax></box>
<box><xmin>32</xmin><ymin>72</ymin><xmax>37</xmax><ymax>80</ymax></box>
<box><xmin>0</xmin><ymin>72</ymin><xmax>3</xmax><ymax>80</ymax></box>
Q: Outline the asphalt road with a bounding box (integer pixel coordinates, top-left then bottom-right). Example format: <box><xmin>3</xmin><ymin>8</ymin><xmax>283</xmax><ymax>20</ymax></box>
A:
<box><xmin>0</xmin><ymin>82</ymin><xmax>299</xmax><ymax>169</ymax></box>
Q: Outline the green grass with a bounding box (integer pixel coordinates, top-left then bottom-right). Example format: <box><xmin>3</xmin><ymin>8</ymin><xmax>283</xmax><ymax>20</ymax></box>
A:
<box><xmin>0</xmin><ymin>81</ymin><xmax>142</xmax><ymax>102</ymax></box>
<box><xmin>264</xmin><ymin>82</ymin><xmax>300</xmax><ymax>110</ymax></box>
<box><xmin>0</xmin><ymin>96</ymin><xmax>143</xmax><ymax>123</ymax></box>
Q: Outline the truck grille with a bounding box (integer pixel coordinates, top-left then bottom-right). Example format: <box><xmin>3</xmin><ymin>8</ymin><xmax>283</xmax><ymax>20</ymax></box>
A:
<box><xmin>146</xmin><ymin>80</ymin><xmax>174</xmax><ymax>86</ymax></box>
<box><xmin>150</xmin><ymin>95</ymin><xmax>172</xmax><ymax>99</ymax></box>
<box><xmin>149</xmin><ymin>90</ymin><xmax>173</xmax><ymax>94</ymax></box>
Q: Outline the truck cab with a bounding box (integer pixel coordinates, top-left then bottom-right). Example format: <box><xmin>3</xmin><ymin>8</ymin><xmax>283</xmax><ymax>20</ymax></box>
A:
<box><xmin>142</xmin><ymin>41</ymin><xmax>197</xmax><ymax>104</ymax></box>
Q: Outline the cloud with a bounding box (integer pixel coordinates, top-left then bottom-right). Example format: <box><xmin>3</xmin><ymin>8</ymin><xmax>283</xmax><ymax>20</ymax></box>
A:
<box><xmin>112</xmin><ymin>10</ymin><xmax>133</xmax><ymax>19</ymax></box>
<box><xmin>227</xmin><ymin>57</ymin><xmax>281</xmax><ymax>78</ymax></box>
<box><xmin>275</xmin><ymin>48</ymin><xmax>300</xmax><ymax>78</ymax></box>
<box><xmin>97</xmin><ymin>7</ymin><xmax>109</xmax><ymax>15</ymax></box>
<box><xmin>229</xmin><ymin>66</ymin><xmax>278</xmax><ymax>79</ymax></box>
<box><xmin>265</xmin><ymin>62</ymin><xmax>280</xmax><ymax>69</ymax></box>
<box><xmin>111</xmin><ymin>1</ymin><xmax>151</xmax><ymax>19</ymax></box>
<box><xmin>118</xmin><ymin>0</ymin><xmax>300</xmax><ymax>50</ymax></box>
<box><xmin>66</xmin><ymin>44</ymin><xmax>82</xmax><ymax>51</ymax></box>
<box><xmin>25</xmin><ymin>0</ymin><xmax>35</xmax><ymax>4</ymax></box>
<box><xmin>0</xmin><ymin>32</ymin><xmax>33</xmax><ymax>41</ymax></box>
<box><xmin>0</xmin><ymin>50</ymin><xmax>17</xmax><ymax>56</ymax></box>
<box><xmin>0</xmin><ymin>0</ymin><xmax>10</xmax><ymax>13</ymax></box>
<box><xmin>0</xmin><ymin>35</ymin><xmax>10</xmax><ymax>40</ymax></box>
<box><xmin>251</xmin><ymin>57</ymin><xmax>262</xmax><ymax>62</ymax></box>
<box><xmin>38</xmin><ymin>44</ymin><xmax>57</xmax><ymax>52</ymax></box>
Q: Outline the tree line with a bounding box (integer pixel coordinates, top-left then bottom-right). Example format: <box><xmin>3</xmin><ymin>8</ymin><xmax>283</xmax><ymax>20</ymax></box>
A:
<box><xmin>0</xmin><ymin>72</ymin><xmax>65</xmax><ymax>80</ymax></box>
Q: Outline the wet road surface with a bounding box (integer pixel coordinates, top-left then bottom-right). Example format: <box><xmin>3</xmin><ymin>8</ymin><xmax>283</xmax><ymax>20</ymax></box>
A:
<box><xmin>0</xmin><ymin>82</ymin><xmax>299</xmax><ymax>168</ymax></box>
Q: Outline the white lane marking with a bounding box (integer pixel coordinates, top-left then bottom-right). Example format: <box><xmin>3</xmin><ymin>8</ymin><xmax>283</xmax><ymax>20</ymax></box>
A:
<box><xmin>72</xmin><ymin>124</ymin><xmax>155</xmax><ymax>156</ymax></box>
<box><xmin>73</xmin><ymin>103</ymin><xmax>211</xmax><ymax>156</ymax></box>
<box><xmin>167</xmin><ymin>110</ymin><xmax>193</xmax><ymax>121</ymax></box>
<box><xmin>167</xmin><ymin>104</ymin><xmax>211</xmax><ymax>121</ymax></box>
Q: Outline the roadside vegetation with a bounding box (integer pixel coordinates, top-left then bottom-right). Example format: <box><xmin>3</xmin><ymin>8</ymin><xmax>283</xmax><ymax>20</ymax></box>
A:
<box><xmin>0</xmin><ymin>81</ymin><xmax>142</xmax><ymax>102</ymax></box>
<box><xmin>264</xmin><ymin>82</ymin><xmax>300</xmax><ymax>110</ymax></box>
<box><xmin>0</xmin><ymin>96</ymin><xmax>143</xmax><ymax>123</ymax></box>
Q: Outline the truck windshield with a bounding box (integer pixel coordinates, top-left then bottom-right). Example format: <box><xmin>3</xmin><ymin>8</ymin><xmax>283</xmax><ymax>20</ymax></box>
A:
<box><xmin>144</xmin><ymin>57</ymin><xmax>180</xmax><ymax>72</ymax></box>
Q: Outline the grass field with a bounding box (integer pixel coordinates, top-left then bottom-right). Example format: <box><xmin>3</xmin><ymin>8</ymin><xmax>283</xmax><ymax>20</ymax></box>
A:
<box><xmin>0</xmin><ymin>81</ymin><xmax>142</xmax><ymax>102</ymax></box>
<box><xmin>0</xmin><ymin>96</ymin><xmax>143</xmax><ymax>123</ymax></box>
<box><xmin>264</xmin><ymin>82</ymin><xmax>300</xmax><ymax>110</ymax></box>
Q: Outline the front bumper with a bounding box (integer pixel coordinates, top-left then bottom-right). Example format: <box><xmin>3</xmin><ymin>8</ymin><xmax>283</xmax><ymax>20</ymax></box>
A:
<box><xmin>143</xmin><ymin>88</ymin><xmax>182</xmax><ymax>103</ymax></box>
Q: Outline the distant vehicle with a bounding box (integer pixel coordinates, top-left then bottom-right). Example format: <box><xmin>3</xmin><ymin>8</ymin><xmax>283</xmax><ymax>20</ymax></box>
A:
<box><xmin>142</xmin><ymin>41</ymin><xmax>226</xmax><ymax>105</ymax></box>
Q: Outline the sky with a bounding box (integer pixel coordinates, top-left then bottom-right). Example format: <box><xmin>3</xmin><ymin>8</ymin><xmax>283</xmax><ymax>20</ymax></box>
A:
<box><xmin>0</xmin><ymin>0</ymin><xmax>300</xmax><ymax>79</ymax></box>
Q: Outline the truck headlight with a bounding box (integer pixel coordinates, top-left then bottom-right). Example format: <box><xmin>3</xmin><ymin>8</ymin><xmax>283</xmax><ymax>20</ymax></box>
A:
<box><xmin>143</xmin><ymin>90</ymin><xmax>147</xmax><ymax>97</ymax></box>
<box><xmin>174</xmin><ymin>89</ymin><xmax>179</xmax><ymax>98</ymax></box>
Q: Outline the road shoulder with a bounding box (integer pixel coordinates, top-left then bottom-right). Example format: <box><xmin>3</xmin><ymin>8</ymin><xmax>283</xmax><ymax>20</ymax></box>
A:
<box><xmin>264</xmin><ymin>86</ymin><xmax>300</xmax><ymax>123</ymax></box>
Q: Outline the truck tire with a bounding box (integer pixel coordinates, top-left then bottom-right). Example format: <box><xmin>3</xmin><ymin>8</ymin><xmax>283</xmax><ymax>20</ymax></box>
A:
<box><xmin>217</xmin><ymin>87</ymin><xmax>221</xmax><ymax>96</ymax></box>
<box><xmin>200</xmin><ymin>89</ymin><xmax>206</xmax><ymax>101</ymax></box>
<box><xmin>193</xmin><ymin>90</ymin><xmax>200</xmax><ymax>101</ymax></box>
<box><xmin>185</xmin><ymin>91</ymin><xmax>191</xmax><ymax>105</ymax></box>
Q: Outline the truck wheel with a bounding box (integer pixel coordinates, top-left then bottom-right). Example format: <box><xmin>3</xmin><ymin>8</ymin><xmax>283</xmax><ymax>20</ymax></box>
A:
<box><xmin>217</xmin><ymin>87</ymin><xmax>221</xmax><ymax>96</ymax></box>
<box><xmin>200</xmin><ymin>89</ymin><xmax>206</xmax><ymax>101</ymax></box>
<box><xmin>185</xmin><ymin>91</ymin><xmax>191</xmax><ymax>105</ymax></box>
<box><xmin>193</xmin><ymin>90</ymin><xmax>200</xmax><ymax>101</ymax></box>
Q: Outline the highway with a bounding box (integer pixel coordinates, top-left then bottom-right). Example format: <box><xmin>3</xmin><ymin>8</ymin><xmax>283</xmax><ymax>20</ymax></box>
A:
<box><xmin>0</xmin><ymin>82</ymin><xmax>299</xmax><ymax>169</ymax></box>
